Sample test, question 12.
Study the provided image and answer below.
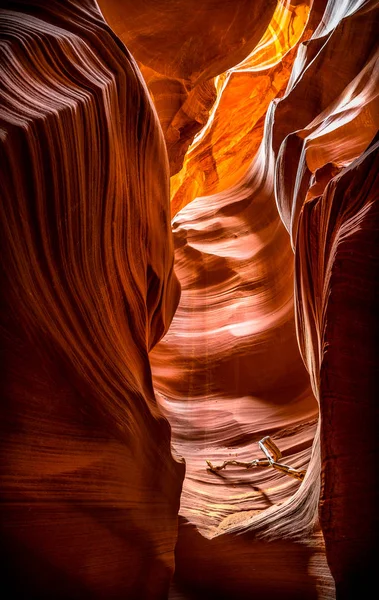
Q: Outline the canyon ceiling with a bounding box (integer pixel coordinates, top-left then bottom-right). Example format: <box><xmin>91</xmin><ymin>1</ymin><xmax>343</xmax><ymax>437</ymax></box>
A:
<box><xmin>0</xmin><ymin>1</ymin><xmax>378</xmax><ymax>599</ymax></box>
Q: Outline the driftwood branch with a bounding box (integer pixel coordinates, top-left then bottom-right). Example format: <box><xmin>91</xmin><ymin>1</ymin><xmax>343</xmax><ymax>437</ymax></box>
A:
<box><xmin>206</xmin><ymin>436</ymin><xmax>306</xmax><ymax>481</ymax></box>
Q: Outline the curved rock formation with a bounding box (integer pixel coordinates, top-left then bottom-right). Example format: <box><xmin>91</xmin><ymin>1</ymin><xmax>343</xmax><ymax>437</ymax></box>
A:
<box><xmin>149</xmin><ymin>0</ymin><xmax>378</xmax><ymax>598</ymax></box>
<box><xmin>274</xmin><ymin>3</ymin><xmax>379</xmax><ymax>594</ymax></box>
<box><xmin>0</xmin><ymin>2</ymin><xmax>184</xmax><ymax>598</ymax></box>
<box><xmin>170</xmin><ymin>0</ymin><xmax>314</xmax><ymax>213</ymax></box>
<box><xmin>296</xmin><ymin>136</ymin><xmax>378</xmax><ymax>598</ymax></box>
<box><xmin>99</xmin><ymin>0</ymin><xmax>278</xmax><ymax>176</ymax></box>
<box><xmin>1</xmin><ymin>0</ymin><xmax>378</xmax><ymax>598</ymax></box>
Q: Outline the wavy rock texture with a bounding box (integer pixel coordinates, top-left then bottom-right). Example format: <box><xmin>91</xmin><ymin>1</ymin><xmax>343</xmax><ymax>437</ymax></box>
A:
<box><xmin>274</xmin><ymin>2</ymin><xmax>379</xmax><ymax>594</ymax></box>
<box><xmin>0</xmin><ymin>2</ymin><xmax>184</xmax><ymax>599</ymax></box>
<box><xmin>296</xmin><ymin>136</ymin><xmax>379</xmax><ymax>598</ymax></box>
<box><xmin>148</xmin><ymin>0</ymin><xmax>378</xmax><ymax>598</ymax></box>
<box><xmin>170</xmin><ymin>0</ymin><xmax>314</xmax><ymax>214</ymax></box>
<box><xmin>99</xmin><ymin>0</ymin><xmax>278</xmax><ymax>176</ymax></box>
<box><xmin>1</xmin><ymin>0</ymin><xmax>378</xmax><ymax>599</ymax></box>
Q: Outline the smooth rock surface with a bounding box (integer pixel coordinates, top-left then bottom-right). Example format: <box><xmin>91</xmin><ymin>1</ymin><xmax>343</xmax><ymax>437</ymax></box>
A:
<box><xmin>1</xmin><ymin>0</ymin><xmax>378</xmax><ymax>598</ymax></box>
<box><xmin>0</xmin><ymin>2</ymin><xmax>184</xmax><ymax>598</ymax></box>
<box><xmin>150</xmin><ymin>0</ymin><xmax>378</xmax><ymax>597</ymax></box>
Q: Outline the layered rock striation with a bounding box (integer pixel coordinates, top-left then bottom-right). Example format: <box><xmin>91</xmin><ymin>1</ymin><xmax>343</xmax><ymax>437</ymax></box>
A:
<box><xmin>99</xmin><ymin>0</ymin><xmax>278</xmax><ymax>177</ymax></box>
<box><xmin>150</xmin><ymin>0</ymin><xmax>378</xmax><ymax>597</ymax></box>
<box><xmin>1</xmin><ymin>0</ymin><xmax>378</xmax><ymax>599</ymax></box>
<box><xmin>1</xmin><ymin>2</ymin><xmax>183</xmax><ymax>598</ymax></box>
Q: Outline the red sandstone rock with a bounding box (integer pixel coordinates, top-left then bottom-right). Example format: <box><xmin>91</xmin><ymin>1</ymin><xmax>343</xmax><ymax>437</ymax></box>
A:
<box><xmin>0</xmin><ymin>1</ymin><xmax>184</xmax><ymax>598</ymax></box>
<box><xmin>150</xmin><ymin>0</ymin><xmax>378</xmax><ymax>597</ymax></box>
<box><xmin>98</xmin><ymin>0</ymin><xmax>277</xmax><ymax>175</ymax></box>
<box><xmin>273</xmin><ymin>3</ymin><xmax>379</xmax><ymax>594</ymax></box>
<box><xmin>1</xmin><ymin>0</ymin><xmax>378</xmax><ymax>598</ymax></box>
<box><xmin>297</xmin><ymin>136</ymin><xmax>379</xmax><ymax>597</ymax></box>
<box><xmin>170</xmin><ymin>0</ymin><xmax>314</xmax><ymax>213</ymax></box>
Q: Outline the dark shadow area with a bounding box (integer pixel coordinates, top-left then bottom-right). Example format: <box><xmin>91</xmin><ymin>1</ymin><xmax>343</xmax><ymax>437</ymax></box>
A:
<box><xmin>207</xmin><ymin>468</ymin><xmax>275</xmax><ymax>507</ymax></box>
<box><xmin>170</xmin><ymin>516</ymin><xmax>319</xmax><ymax>600</ymax></box>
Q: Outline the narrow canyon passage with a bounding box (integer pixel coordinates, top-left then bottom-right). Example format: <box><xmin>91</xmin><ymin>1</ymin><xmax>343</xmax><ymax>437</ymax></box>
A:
<box><xmin>1</xmin><ymin>1</ymin><xmax>378</xmax><ymax>599</ymax></box>
<box><xmin>145</xmin><ymin>0</ymin><xmax>378</xmax><ymax>597</ymax></box>
<box><xmin>147</xmin><ymin>4</ymin><xmax>332</xmax><ymax>595</ymax></box>
<box><xmin>151</xmin><ymin>174</ymin><xmax>330</xmax><ymax>595</ymax></box>
<box><xmin>150</xmin><ymin>132</ymin><xmax>320</xmax><ymax>539</ymax></box>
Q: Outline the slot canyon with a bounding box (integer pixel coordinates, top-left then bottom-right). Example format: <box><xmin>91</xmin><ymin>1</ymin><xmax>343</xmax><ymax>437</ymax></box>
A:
<box><xmin>0</xmin><ymin>0</ymin><xmax>378</xmax><ymax>598</ymax></box>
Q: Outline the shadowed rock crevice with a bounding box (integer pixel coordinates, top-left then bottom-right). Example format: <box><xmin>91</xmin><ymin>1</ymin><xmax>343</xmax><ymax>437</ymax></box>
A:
<box><xmin>1</xmin><ymin>0</ymin><xmax>378</xmax><ymax>598</ymax></box>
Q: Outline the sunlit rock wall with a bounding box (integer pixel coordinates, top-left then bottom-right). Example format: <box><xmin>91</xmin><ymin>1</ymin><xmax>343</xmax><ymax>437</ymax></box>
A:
<box><xmin>1</xmin><ymin>0</ymin><xmax>378</xmax><ymax>599</ymax></box>
<box><xmin>0</xmin><ymin>2</ymin><xmax>184</xmax><ymax>598</ymax></box>
<box><xmin>169</xmin><ymin>0</ymin><xmax>314</xmax><ymax>214</ymax></box>
<box><xmin>99</xmin><ymin>0</ymin><xmax>278</xmax><ymax>176</ymax></box>
<box><xmin>146</xmin><ymin>0</ymin><xmax>377</xmax><ymax>598</ymax></box>
<box><xmin>275</xmin><ymin>2</ymin><xmax>379</xmax><ymax>595</ymax></box>
<box><xmin>148</xmin><ymin>4</ymin><xmax>331</xmax><ymax>598</ymax></box>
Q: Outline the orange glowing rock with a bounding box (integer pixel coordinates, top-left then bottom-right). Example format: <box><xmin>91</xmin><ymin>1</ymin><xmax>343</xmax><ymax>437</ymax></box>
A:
<box><xmin>99</xmin><ymin>0</ymin><xmax>278</xmax><ymax>176</ymax></box>
<box><xmin>0</xmin><ymin>1</ymin><xmax>183</xmax><ymax>598</ymax></box>
<box><xmin>170</xmin><ymin>0</ymin><xmax>312</xmax><ymax>215</ymax></box>
<box><xmin>151</xmin><ymin>0</ymin><xmax>378</xmax><ymax>597</ymax></box>
<box><xmin>1</xmin><ymin>0</ymin><xmax>378</xmax><ymax>598</ymax></box>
